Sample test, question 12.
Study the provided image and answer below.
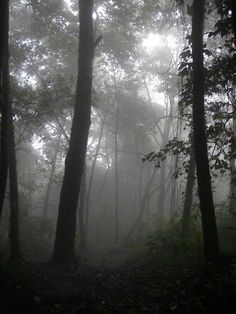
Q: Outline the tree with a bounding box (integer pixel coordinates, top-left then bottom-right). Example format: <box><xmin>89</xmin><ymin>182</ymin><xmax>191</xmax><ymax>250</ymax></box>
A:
<box><xmin>85</xmin><ymin>116</ymin><xmax>105</xmax><ymax>236</ymax></box>
<box><xmin>41</xmin><ymin>132</ymin><xmax>62</xmax><ymax>237</ymax></box>
<box><xmin>52</xmin><ymin>0</ymin><xmax>94</xmax><ymax>263</ymax></box>
<box><xmin>78</xmin><ymin>169</ymin><xmax>87</xmax><ymax>253</ymax></box>
<box><xmin>0</xmin><ymin>0</ymin><xmax>9</xmax><ymax>218</ymax></box>
<box><xmin>182</xmin><ymin>138</ymin><xmax>195</xmax><ymax>237</ymax></box>
<box><xmin>192</xmin><ymin>0</ymin><xmax>219</xmax><ymax>263</ymax></box>
<box><xmin>0</xmin><ymin>0</ymin><xmax>21</xmax><ymax>260</ymax></box>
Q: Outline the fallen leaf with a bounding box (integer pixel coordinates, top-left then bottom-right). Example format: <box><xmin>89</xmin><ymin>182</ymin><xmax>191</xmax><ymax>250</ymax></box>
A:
<box><xmin>169</xmin><ymin>304</ymin><xmax>178</xmax><ymax>311</ymax></box>
<box><xmin>34</xmin><ymin>296</ymin><xmax>41</xmax><ymax>303</ymax></box>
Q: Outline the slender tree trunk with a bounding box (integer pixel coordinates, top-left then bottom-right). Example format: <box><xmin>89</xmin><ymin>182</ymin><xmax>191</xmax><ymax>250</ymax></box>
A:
<box><xmin>95</xmin><ymin>134</ymin><xmax>111</xmax><ymax>247</ymax></box>
<box><xmin>9</xmin><ymin>103</ymin><xmax>21</xmax><ymax>261</ymax></box>
<box><xmin>182</xmin><ymin>142</ymin><xmax>195</xmax><ymax>237</ymax></box>
<box><xmin>158</xmin><ymin>163</ymin><xmax>167</xmax><ymax>217</ymax></box>
<box><xmin>157</xmin><ymin>100</ymin><xmax>172</xmax><ymax>217</ymax></box>
<box><xmin>229</xmin><ymin>2</ymin><xmax>236</xmax><ymax>212</ymax></box>
<box><xmin>95</xmin><ymin>202</ymin><xmax>107</xmax><ymax>247</ymax></box>
<box><xmin>0</xmin><ymin>0</ymin><xmax>9</xmax><ymax>219</ymax></box>
<box><xmin>123</xmin><ymin>168</ymin><xmax>158</xmax><ymax>244</ymax></box>
<box><xmin>85</xmin><ymin>117</ymin><xmax>105</xmax><ymax>234</ymax></box>
<box><xmin>52</xmin><ymin>0</ymin><xmax>94</xmax><ymax>263</ymax></box>
<box><xmin>114</xmin><ymin>103</ymin><xmax>119</xmax><ymax>245</ymax></box>
<box><xmin>43</xmin><ymin>133</ymin><xmax>62</xmax><ymax>222</ymax></box>
<box><xmin>192</xmin><ymin>0</ymin><xmax>219</xmax><ymax>263</ymax></box>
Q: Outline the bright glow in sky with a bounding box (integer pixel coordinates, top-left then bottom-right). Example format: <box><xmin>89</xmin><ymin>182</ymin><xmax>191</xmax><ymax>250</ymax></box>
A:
<box><xmin>142</xmin><ymin>33</ymin><xmax>163</xmax><ymax>51</ymax></box>
<box><xmin>92</xmin><ymin>12</ymin><xmax>97</xmax><ymax>20</ymax></box>
<box><xmin>32</xmin><ymin>135</ymin><xmax>44</xmax><ymax>151</ymax></box>
<box><xmin>64</xmin><ymin>0</ymin><xmax>73</xmax><ymax>10</ymax></box>
<box><xmin>142</xmin><ymin>32</ymin><xmax>177</xmax><ymax>52</ymax></box>
<box><xmin>64</xmin><ymin>0</ymin><xmax>78</xmax><ymax>15</ymax></box>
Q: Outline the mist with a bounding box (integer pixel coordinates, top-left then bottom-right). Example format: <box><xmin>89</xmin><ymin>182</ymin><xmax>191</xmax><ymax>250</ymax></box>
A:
<box><xmin>0</xmin><ymin>0</ymin><xmax>236</xmax><ymax>313</ymax></box>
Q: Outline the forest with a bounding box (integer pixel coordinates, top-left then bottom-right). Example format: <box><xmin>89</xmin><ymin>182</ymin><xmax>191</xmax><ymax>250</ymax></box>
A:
<box><xmin>0</xmin><ymin>0</ymin><xmax>236</xmax><ymax>313</ymax></box>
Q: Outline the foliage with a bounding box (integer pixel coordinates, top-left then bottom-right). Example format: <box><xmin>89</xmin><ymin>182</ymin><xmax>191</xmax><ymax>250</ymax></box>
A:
<box><xmin>144</xmin><ymin>4</ymin><xmax>235</xmax><ymax>179</ymax></box>
<box><xmin>143</xmin><ymin>137</ymin><xmax>191</xmax><ymax>176</ymax></box>
<box><xmin>146</xmin><ymin>216</ymin><xmax>203</xmax><ymax>269</ymax></box>
<box><xmin>216</xmin><ymin>203</ymin><xmax>236</xmax><ymax>255</ymax></box>
<box><xmin>20</xmin><ymin>216</ymin><xmax>55</xmax><ymax>262</ymax></box>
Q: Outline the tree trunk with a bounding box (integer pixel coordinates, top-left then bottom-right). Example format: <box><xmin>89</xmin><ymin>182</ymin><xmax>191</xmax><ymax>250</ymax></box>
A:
<box><xmin>52</xmin><ymin>0</ymin><xmax>94</xmax><ymax>263</ymax></box>
<box><xmin>123</xmin><ymin>168</ymin><xmax>158</xmax><ymax>244</ymax></box>
<box><xmin>192</xmin><ymin>0</ymin><xmax>219</xmax><ymax>263</ymax></box>
<box><xmin>85</xmin><ymin>117</ymin><xmax>105</xmax><ymax>234</ymax></box>
<box><xmin>182</xmin><ymin>141</ymin><xmax>195</xmax><ymax>237</ymax></box>
<box><xmin>229</xmin><ymin>2</ymin><xmax>236</xmax><ymax>213</ymax></box>
<box><xmin>95</xmin><ymin>135</ymin><xmax>111</xmax><ymax>247</ymax></box>
<box><xmin>0</xmin><ymin>0</ymin><xmax>21</xmax><ymax>260</ymax></box>
<box><xmin>78</xmin><ymin>169</ymin><xmax>87</xmax><ymax>253</ymax></box>
<box><xmin>157</xmin><ymin>99</ymin><xmax>172</xmax><ymax>218</ymax></box>
<box><xmin>114</xmin><ymin>102</ymin><xmax>119</xmax><ymax>245</ymax></box>
<box><xmin>43</xmin><ymin>133</ymin><xmax>62</xmax><ymax>222</ymax></box>
<box><xmin>8</xmin><ymin>101</ymin><xmax>21</xmax><ymax>261</ymax></box>
<box><xmin>0</xmin><ymin>0</ymin><xmax>9</xmax><ymax>219</ymax></box>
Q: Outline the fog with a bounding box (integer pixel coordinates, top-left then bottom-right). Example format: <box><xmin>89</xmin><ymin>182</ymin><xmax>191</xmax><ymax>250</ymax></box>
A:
<box><xmin>1</xmin><ymin>0</ymin><xmax>236</xmax><ymax>313</ymax></box>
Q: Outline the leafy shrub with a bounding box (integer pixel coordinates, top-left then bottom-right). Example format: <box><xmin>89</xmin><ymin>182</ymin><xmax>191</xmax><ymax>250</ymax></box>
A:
<box><xmin>146</xmin><ymin>216</ymin><xmax>203</xmax><ymax>269</ymax></box>
<box><xmin>20</xmin><ymin>215</ymin><xmax>55</xmax><ymax>262</ymax></box>
<box><xmin>216</xmin><ymin>203</ymin><xmax>236</xmax><ymax>256</ymax></box>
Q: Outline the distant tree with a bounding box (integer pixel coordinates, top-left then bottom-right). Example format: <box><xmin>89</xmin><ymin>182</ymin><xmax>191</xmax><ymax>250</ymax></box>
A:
<box><xmin>41</xmin><ymin>132</ymin><xmax>62</xmax><ymax>238</ymax></box>
<box><xmin>85</xmin><ymin>116</ymin><xmax>105</xmax><ymax>238</ymax></box>
<box><xmin>192</xmin><ymin>0</ymin><xmax>219</xmax><ymax>263</ymax></box>
<box><xmin>52</xmin><ymin>0</ymin><xmax>94</xmax><ymax>263</ymax></box>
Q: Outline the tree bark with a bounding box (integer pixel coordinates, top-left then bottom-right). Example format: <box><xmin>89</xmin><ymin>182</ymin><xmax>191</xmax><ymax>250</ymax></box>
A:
<box><xmin>0</xmin><ymin>0</ymin><xmax>21</xmax><ymax>260</ymax></box>
<box><xmin>0</xmin><ymin>0</ymin><xmax>9</xmax><ymax>219</ymax></box>
<box><xmin>52</xmin><ymin>0</ymin><xmax>94</xmax><ymax>263</ymax></box>
<box><xmin>114</xmin><ymin>101</ymin><xmax>119</xmax><ymax>245</ymax></box>
<box><xmin>229</xmin><ymin>1</ymin><xmax>236</xmax><ymax>213</ymax></box>
<box><xmin>182</xmin><ymin>141</ymin><xmax>195</xmax><ymax>237</ymax></box>
<box><xmin>192</xmin><ymin>0</ymin><xmax>219</xmax><ymax>263</ymax></box>
<box><xmin>78</xmin><ymin>168</ymin><xmax>87</xmax><ymax>253</ymax></box>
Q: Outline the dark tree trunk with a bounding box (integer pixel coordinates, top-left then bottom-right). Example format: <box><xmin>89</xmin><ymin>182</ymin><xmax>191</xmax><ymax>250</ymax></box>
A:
<box><xmin>182</xmin><ymin>141</ymin><xmax>195</xmax><ymax>237</ymax></box>
<box><xmin>0</xmin><ymin>0</ymin><xmax>9</xmax><ymax>219</ymax></box>
<box><xmin>52</xmin><ymin>0</ymin><xmax>94</xmax><ymax>263</ymax></box>
<box><xmin>192</xmin><ymin>0</ymin><xmax>219</xmax><ymax>263</ymax></box>
<box><xmin>229</xmin><ymin>3</ymin><xmax>236</xmax><ymax>212</ymax></box>
<box><xmin>0</xmin><ymin>0</ymin><xmax>21</xmax><ymax>260</ymax></box>
<box><xmin>78</xmin><ymin>169</ymin><xmax>87</xmax><ymax>253</ymax></box>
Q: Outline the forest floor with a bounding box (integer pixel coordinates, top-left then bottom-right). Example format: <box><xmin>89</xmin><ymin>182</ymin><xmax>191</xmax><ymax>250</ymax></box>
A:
<box><xmin>1</xmin><ymin>252</ymin><xmax>236</xmax><ymax>314</ymax></box>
